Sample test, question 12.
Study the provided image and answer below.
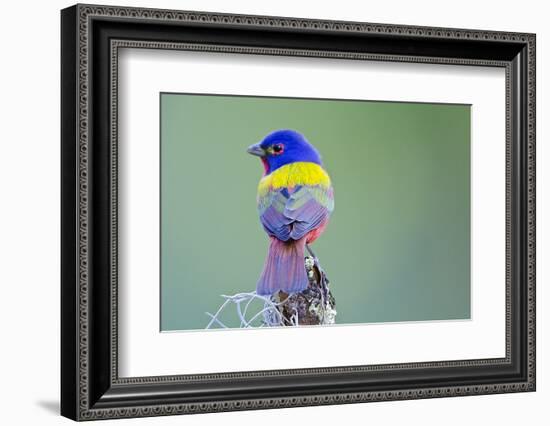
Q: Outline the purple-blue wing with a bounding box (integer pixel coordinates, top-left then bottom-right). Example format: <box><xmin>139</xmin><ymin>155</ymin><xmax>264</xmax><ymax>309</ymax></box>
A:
<box><xmin>258</xmin><ymin>185</ymin><xmax>334</xmax><ymax>242</ymax></box>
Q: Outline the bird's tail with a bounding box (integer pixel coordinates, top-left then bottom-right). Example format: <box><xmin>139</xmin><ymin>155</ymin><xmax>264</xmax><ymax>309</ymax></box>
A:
<box><xmin>256</xmin><ymin>237</ymin><xmax>309</xmax><ymax>296</ymax></box>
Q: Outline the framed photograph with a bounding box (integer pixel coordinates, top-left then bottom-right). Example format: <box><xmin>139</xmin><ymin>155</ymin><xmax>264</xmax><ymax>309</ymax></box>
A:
<box><xmin>61</xmin><ymin>4</ymin><xmax>536</xmax><ymax>421</ymax></box>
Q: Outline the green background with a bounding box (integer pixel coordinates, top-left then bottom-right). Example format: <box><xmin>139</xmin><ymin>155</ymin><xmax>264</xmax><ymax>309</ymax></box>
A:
<box><xmin>160</xmin><ymin>93</ymin><xmax>471</xmax><ymax>331</ymax></box>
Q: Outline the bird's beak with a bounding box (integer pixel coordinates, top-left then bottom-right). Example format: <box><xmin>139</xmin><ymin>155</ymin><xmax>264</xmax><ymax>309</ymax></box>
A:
<box><xmin>246</xmin><ymin>143</ymin><xmax>266</xmax><ymax>157</ymax></box>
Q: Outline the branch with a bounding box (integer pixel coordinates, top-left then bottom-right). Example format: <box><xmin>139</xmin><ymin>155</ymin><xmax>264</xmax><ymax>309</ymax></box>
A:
<box><xmin>205</xmin><ymin>255</ymin><xmax>336</xmax><ymax>329</ymax></box>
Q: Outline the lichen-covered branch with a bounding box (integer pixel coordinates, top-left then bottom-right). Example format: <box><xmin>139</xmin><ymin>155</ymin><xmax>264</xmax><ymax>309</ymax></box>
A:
<box><xmin>273</xmin><ymin>256</ymin><xmax>336</xmax><ymax>326</ymax></box>
<box><xmin>205</xmin><ymin>256</ymin><xmax>336</xmax><ymax>329</ymax></box>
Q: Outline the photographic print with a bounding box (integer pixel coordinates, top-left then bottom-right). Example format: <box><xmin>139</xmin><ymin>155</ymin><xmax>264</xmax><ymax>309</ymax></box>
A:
<box><xmin>160</xmin><ymin>93</ymin><xmax>471</xmax><ymax>331</ymax></box>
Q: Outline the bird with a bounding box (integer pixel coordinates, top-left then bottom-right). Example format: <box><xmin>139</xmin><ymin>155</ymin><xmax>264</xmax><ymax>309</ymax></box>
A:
<box><xmin>247</xmin><ymin>129</ymin><xmax>334</xmax><ymax>295</ymax></box>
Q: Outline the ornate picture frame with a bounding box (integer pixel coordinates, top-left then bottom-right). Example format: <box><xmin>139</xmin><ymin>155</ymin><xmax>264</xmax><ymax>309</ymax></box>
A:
<box><xmin>61</xmin><ymin>3</ymin><xmax>536</xmax><ymax>421</ymax></box>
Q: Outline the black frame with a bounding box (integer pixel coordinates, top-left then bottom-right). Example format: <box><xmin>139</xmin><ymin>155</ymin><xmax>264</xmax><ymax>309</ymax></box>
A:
<box><xmin>61</xmin><ymin>4</ymin><xmax>536</xmax><ymax>421</ymax></box>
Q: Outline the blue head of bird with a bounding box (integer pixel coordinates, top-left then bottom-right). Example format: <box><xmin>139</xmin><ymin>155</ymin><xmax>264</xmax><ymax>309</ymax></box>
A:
<box><xmin>247</xmin><ymin>129</ymin><xmax>322</xmax><ymax>175</ymax></box>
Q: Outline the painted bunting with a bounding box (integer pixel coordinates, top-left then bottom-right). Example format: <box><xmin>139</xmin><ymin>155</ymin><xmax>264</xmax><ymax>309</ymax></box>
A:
<box><xmin>247</xmin><ymin>129</ymin><xmax>334</xmax><ymax>295</ymax></box>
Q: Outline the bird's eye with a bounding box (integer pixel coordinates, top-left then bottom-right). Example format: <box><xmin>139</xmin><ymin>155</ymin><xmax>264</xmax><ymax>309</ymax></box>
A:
<box><xmin>271</xmin><ymin>144</ymin><xmax>284</xmax><ymax>155</ymax></box>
